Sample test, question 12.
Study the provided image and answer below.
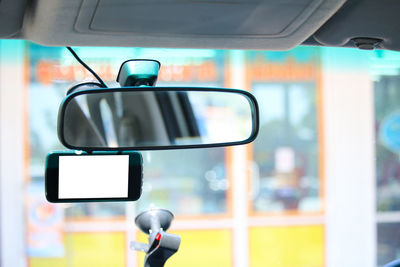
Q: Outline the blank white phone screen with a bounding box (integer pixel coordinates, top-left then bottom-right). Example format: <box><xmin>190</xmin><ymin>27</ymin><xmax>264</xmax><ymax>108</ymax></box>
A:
<box><xmin>58</xmin><ymin>155</ymin><xmax>129</xmax><ymax>199</ymax></box>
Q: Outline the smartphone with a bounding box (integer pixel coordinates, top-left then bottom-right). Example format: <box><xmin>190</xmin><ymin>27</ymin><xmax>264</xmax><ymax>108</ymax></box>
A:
<box><xmin>45</xmin><ymin>151</ymin><xmax>143</xmax><ymax>203</ymax></box>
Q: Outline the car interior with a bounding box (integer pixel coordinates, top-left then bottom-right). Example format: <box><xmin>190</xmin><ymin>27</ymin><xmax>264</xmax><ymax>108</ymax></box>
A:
<box><xmin>1</xmin><ymin>0</ymin><xmax>400</xmax><ymax>266</ymax></box>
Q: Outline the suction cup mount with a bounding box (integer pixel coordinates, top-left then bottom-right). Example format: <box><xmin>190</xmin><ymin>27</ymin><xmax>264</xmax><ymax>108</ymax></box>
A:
<box><xmin>135</xmin><ymin>209</ymin><xmax>174</xmax><ymax>234</ymax></box>
<box><xmin>131</xmin><ymin>208</ymin><xmax>181</xmax><ymax>267</ymax></box>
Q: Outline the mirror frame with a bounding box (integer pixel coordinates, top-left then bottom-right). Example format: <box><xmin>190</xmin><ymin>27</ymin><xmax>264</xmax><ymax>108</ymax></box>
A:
<box><xmin>58</xmin><ymin>87</ymin><xmax>259</xmax><ymax>151</ymax></box>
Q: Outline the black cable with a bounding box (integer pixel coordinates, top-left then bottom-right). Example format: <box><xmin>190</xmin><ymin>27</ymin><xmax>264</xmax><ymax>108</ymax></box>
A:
<box><xmin>66</xmin><ymin>46</ymin><xmax>108</xmax><ymax>88</ymax></box>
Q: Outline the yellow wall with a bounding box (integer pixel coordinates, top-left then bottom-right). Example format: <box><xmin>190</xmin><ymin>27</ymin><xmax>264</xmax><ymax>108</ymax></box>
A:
<box><xmin>29</xmin><ymin>226</ymin><xmax>324</xmax><ymax>267</ymax></box>
<box><xmin>249</xmin><ymin>225</ymin><xmax>325</xmax><ymax>267</ymax></box>
<box><xmin>137</xmin><ymin>229</ymin><xmax>233</xmax><ymax>267</ymax></box>
<box><xmin>29</xmin><ymin>232</ymin><xmax>126</xmax><ymax>267</ymax></box>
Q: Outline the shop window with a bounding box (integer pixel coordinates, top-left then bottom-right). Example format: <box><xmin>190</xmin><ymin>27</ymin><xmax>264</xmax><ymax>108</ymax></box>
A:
<box><xmin>28</xmin><ymin>44</ymin><xmax>230</xmax><ymax>219</ymax></box>
<box><xmin>247</xmin><ymin>49</ymin><xmax>322</xmax><ymax>214</ymax></box>
<box><xmin>374</xmin><ymin>51</ymin><xmax>400</xmax><ymax>265</ymax></box>
<box><xmin>375</xmin><ymin>75</ymin><xmax>400</xmax><ymax>211</ymax></box>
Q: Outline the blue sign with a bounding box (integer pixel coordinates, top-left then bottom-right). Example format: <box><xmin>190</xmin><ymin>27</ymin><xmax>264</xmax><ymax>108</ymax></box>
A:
<box><xmin>380</xmin><ymin>111</ymin><xmax>400</xmax><ymax>154</ymax></box>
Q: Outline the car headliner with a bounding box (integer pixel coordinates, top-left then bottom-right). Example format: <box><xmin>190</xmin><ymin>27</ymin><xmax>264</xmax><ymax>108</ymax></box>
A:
<box><xmin>0</xmin><ymin>0</ymin><xmax>399</xmax><ymax>51</ymax></box>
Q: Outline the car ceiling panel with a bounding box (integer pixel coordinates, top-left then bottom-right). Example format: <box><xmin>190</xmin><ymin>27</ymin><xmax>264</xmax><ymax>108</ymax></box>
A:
<box><xmin>13</xmin><ymin>0</ymin><xmax>346</xmax><ymax>49</ymax></box>
<box><xmin>0</xmin><ymin>0</ymin><xmax>28</xmax><ymax>37</ymax></box>
<box><xmin>304</xmin><ymin>0</ymin><xmax>400</xmax><ymax>51</ymax></box>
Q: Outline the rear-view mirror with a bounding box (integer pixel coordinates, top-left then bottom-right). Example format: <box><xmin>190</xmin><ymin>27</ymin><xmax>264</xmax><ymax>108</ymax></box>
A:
<box><xmin>58</xmin><ymin>87</ymin><xmax>259</xmax><ymax>150</ymax></box>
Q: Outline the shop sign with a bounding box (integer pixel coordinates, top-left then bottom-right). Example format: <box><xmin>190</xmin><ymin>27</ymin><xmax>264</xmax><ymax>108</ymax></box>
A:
<box><xmin>34</xmin><ymin>60</ymin><xmax>220</xmax><ymax>85</ymax></box>
<box><xmin>247</xmin><ymin>50</ymin><xmax>320</xmax><ymax>82</ymax></box>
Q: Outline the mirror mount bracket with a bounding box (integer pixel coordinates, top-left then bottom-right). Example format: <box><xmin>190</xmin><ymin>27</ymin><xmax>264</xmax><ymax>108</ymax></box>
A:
<box><xmin>117</xmin><ymin>59</ymin><xmax>161</xmax><ymax>87</ymax></box>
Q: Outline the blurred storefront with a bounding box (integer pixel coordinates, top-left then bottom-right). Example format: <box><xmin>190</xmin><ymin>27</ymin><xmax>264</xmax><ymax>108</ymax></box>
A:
<box><xmin>1</xmin><ymin>41</ymin><xmax>400</xmax><ymax>267</ymax></box>
<box><xmin>23</xmin><ymin>44</ymin><xmax>326</xmax><ymax>267</ymax></box>
<box><xmin>25</xmin><ymin>45</ymin><xmax>326</xmax><ymax>267</ymax></box>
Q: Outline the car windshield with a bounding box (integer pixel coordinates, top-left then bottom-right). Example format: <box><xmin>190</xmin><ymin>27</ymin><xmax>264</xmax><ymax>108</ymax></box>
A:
<box><xmin>1</xmin><ymin>40</ymin><xmax>400</xmax><ymax>267</ymax></box>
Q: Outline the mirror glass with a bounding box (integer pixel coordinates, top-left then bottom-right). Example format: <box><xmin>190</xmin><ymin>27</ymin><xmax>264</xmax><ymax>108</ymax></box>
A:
<box><xmin>59</xmin><ymin>88</ymin><xmax>258</xmax><ymax>150</ymax></box>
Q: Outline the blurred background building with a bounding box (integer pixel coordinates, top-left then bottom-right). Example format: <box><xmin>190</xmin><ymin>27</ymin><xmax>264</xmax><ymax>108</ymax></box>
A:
<box><xmin>1</xmin><ymin>41</ymin><xmax>400</xmax><ymax>266</ymax></box>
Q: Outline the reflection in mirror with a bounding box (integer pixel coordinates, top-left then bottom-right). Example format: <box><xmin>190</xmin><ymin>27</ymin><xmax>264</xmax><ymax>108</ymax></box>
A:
<box><xmin>60</xmin><ymin>89</ymin><xmax>258</xmax><ymax>149</ymax></box>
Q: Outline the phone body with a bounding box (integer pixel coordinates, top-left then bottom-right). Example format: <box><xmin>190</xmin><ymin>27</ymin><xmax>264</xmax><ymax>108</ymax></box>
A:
<box><xmin>45</xmin><ymin>151</ymin><xmax>143</xmax><ymax>203</ymax></box>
